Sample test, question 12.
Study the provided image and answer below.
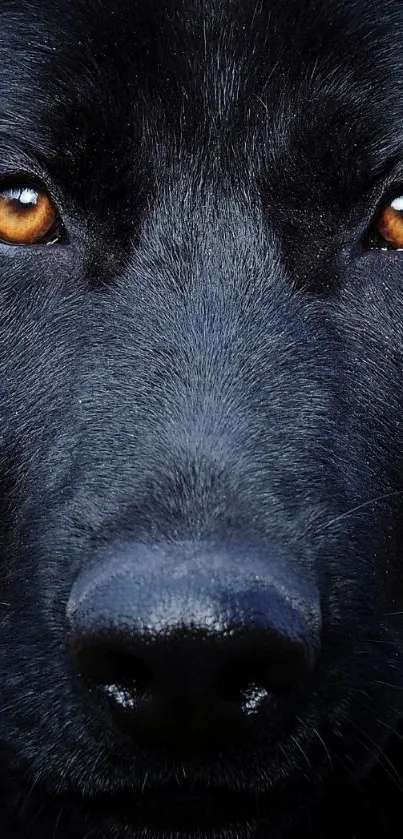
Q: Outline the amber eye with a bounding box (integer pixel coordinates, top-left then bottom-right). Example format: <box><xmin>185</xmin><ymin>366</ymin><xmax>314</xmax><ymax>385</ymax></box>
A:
<box><xmin>0</xmin><ymin>183</ymin><xmax>58</xmax><ymax>245</ymax></box>
<box><xmin>374</xmin><ymin>195</ymin><xmax>403</xmax><ymax>250</ymax></box>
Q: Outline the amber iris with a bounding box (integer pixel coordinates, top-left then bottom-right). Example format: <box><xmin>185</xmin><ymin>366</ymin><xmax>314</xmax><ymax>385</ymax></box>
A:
<box><xmin>0</xmin><ymin>185</ymin><xmax>57</xmax><ymax>245</ymax></box>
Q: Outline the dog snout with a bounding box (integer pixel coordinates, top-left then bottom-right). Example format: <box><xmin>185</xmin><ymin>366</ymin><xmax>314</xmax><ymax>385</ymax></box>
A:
<box><xmin>67</xmin><ymin>542</ymin><xmax>321</xmax><ymax>753</ymax></box>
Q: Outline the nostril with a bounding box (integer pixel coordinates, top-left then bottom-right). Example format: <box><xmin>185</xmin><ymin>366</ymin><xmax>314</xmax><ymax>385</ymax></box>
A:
<box><xmin>217</xmin><ymin>645</ymin><xmax>314</xmax><ymax>709</ymax></box>
<box><xmin>218</xmin><ymin>658</ymin><xmax>269</xmax><ymax>699</ymax></box>
<box><xmin>76</xmin><ymin>645</ymin><xmax>155</xmax><ymax>706</ymax></box>
<box><xmin>217</xmin><ymin>659</ymin><xmax>271</xmax><ymax>716</ymax></box>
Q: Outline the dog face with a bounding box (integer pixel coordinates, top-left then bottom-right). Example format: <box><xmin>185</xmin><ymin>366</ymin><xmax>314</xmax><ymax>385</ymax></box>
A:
<box><xmin>1</xmin><ymin>1</ymin><xmax>403</xmax><ymax>837</ymax></box>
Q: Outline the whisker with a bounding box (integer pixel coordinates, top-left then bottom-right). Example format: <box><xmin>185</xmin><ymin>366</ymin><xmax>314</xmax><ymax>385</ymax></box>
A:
<box><xmin>347</xmin><ymin>718</ymin><xmax>403</xmax><ymax>792</ymax></box>
<box><xmin>317</xmin><ymin>489</ymin><xmax>403</xmax><ymax>533</ymax></box>
<box><xmin>52</xmin><ymin>808</ymin><xmax>63</xmax><ymax>839</ymax></box>
<box><xmin>289</xmin><ymin>734</ymin><xmax>312</xmax><ymax>771</ymax></box>
<box><xmin>313</xmin><ymin>727</ymin><xmax>333</xmax><ymax>771</ymax></box>
<box><xmin>374</xmin><ymin>681</ymin><xmax>403</xmax><ymax>690</ymax></box>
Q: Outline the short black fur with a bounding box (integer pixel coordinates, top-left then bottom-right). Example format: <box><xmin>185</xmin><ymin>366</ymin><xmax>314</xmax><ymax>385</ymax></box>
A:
<box><xmin>1</xmin><ymin>1</ymin><xmax>403</xmax><ymax>837</ymax></box>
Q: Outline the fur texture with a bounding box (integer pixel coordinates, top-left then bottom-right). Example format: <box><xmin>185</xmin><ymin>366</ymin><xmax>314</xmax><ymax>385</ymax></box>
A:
<box><xmin>1</xmin><ymin>0</ymin><xmax>403</xmax><ymax>837</ymax></box>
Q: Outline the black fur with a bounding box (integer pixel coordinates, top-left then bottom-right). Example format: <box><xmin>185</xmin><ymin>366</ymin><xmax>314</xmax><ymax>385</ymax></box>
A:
<box><xmin>1</xmin><ymin>0</ymin><xmax>403</xmax><ymax>836</ymax></box>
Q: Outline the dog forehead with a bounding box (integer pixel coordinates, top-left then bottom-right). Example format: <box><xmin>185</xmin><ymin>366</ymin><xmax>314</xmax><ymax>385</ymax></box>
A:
<box><xmin>0</xmin><ymin>0</ymin><xmax>403</xmax><ymax>196</ymax></box>
<box><xmin>0</xmin><ymin>0</ymin><xmax>399</xmax><ymax>105</ymax></box>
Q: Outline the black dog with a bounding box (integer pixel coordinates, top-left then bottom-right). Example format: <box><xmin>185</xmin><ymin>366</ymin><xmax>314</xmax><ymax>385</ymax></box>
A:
<box><xmin>1</xmin><ymin>0</ymin><xmax>403</xmax><ymax>836</ymax></box>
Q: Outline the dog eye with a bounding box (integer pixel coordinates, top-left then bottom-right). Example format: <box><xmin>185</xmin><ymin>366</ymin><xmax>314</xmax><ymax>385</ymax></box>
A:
<box><xmin>371</xmin><ymin>194</ymin><xmax>403</xmax><ymax>250</ymax></box>
<box><xmin>0</xmin><ymin>182</ymin><xmax>60</xmax><ymax>246</ymax></box>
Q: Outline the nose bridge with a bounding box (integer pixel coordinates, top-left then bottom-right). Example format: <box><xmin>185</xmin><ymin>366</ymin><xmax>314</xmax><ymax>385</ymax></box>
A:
<box><xmin>83</xmin><ymin>185</ymin><xmax>333</xmax><ymax>541</ymax></box>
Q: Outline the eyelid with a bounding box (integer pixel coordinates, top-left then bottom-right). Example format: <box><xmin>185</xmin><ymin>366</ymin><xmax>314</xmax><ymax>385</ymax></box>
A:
<box><xmin>354</xmin><ymin>152</ymin><xmax>403</xmax><ymax>226</ymax></box>
<box><xmin>0</xmin><ymin>149</ymin><xmax>66</xmax><ymax>220</ymax></box>
<box><xmin>0</xmin><ymin>170</ymin><xmax>58</xmax><ymax>202</ymax></box>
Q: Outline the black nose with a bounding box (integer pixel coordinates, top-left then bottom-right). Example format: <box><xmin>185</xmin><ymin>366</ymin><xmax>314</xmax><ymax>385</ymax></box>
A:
<box><xmin>67</xmin><ymin>542</ymin><xmax>321</xmax><ymax>753</ymax></box>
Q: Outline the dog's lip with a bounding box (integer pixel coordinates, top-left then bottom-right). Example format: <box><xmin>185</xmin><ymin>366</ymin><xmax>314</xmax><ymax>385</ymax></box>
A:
<box><xmin>89</xmin><ymin>784</ymin><xmax>264</xmax><ymax>830</ymax></box>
